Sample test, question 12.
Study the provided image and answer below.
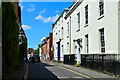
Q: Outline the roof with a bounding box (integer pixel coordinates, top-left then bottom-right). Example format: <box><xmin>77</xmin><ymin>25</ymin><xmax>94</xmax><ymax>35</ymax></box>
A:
<box><xmin>65</xmin><ymin>0</ymin><xmax>83</xmax><ymax>19</ymax></box>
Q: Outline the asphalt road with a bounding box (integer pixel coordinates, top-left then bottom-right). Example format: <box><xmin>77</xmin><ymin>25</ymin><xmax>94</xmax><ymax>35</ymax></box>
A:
<box><xmin>27</xmin><ymin>61</ymin><xmax>93</xmax><ymax>80</ymax></box>
<box><xmin>26</xmin><ymin>61</ymin><xmax>119</xmax><ymax>80</ymax></box>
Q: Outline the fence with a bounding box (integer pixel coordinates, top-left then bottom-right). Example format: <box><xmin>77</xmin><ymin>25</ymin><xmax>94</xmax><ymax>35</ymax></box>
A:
<box><xmin>81</xmin><ymin>54</ymin><xmax>120</xmax><ymax>75</ymax></box>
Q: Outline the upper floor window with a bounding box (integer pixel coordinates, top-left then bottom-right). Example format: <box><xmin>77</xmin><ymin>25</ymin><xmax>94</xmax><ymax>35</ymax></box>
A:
<box><xmin>62</xmin><ymin>45</ymin><xmax>64</xmax><ymax>53</ymax></box>
<box><xmin>61</xmin><ymin>27</ymin><xmax>64</xmax><ymax>38</ymax></box>
<box><xmin>56</xmin><ymin>33</ymin><xmax>57</xmax><ymax>40</ymax></box>
<box><xmin>59</xmin><ymin>30</ymin><xmax>60</xmax><ymax>38</ymax></box>
<box><xmin>77</xmin><ymin>13</ymin><xmax>80</xmax><ymax>29</ymax></box>
<box><xmin>85</xmin><ymin>5</ymin><xmax>88</xmax><ymax>24</ymax></box>
<box><xmin>67</xmin><ymin>42</ymin><xmax>69</xmax><ymax>53</ymax></box>
<box><xmin>67</xmin><ymin>22</ymin><xmax>70</xmax><ymax>35</ymax></box>
<box><xmin>99</xmin><ymin>0</ymin><xmax>104</xmax><ymax>16</ymax></box>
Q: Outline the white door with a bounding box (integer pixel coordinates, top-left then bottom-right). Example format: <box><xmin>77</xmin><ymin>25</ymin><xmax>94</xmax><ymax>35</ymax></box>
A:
<box><xmin>75</xmin><ymin>41</ymin><xmax>81</xmax><ymax>64</ymax></box>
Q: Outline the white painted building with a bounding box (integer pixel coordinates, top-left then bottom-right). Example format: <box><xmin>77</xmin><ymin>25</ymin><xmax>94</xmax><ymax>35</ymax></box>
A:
<box><xmin>53</xmin><ymin>8</ymin><xmax>70</xmax><ymax>61</ymax></box>
<box><xmin>0</xmin><ymin>3</ymin><xmax>2</xmax><ymax>79</ymax></box>
<box><xmin>53</xmin><ymin>0</ymin><xmax>120</xmax><ymax>64</ymax></box>
<box><xmin>39</xmin><ymin>47</ymin><xmax>42</xmax><ymax>60</ymax></box>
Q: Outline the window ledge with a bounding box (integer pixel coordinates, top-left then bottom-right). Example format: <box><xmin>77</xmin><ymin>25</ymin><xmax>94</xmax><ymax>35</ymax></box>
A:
<box><xmin>98</xmin><ymin>15</ymin><xmax>104</xmax><ymax>20</ymax></box>
<box><xmin>67</xmin><ymin>36</ymin><xmax>69</xmax><ymax>38</ymax></box>
<box><xmin>84</xmin><ymin>24</ymin><xmax>89</xmax><ymax>28</ymax></box>
<box><xmin>76</xmin><ymin>29</ymin><xmax>80</xmax><ymax>32</ymax></box>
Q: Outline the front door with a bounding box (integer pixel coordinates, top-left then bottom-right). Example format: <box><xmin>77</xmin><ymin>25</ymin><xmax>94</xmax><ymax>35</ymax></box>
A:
<box><xmin>75</xmin><ymin>39</ymin><xmax>82</xmax><ymax>64</ymax></box>
<box><xmin>57</xmin><ymin>42</ymin><xmax>60</xmax><ymax>61</ymax></box>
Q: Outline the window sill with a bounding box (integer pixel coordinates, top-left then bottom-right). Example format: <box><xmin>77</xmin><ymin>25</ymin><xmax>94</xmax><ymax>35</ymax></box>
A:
<box><xmin>67</xmin><ymin>36</ymin><xmax>69</xmax><ymax>38</ymax></box>
<box><xmin>84</xmin><ymin>24</ymin><xmax>89</xmax><ymax>28</ymax></box>
<box><xmin>76</xmin><ymin>29</ymin><xmax>80</xmax><ymax>32</ymax></box>
<box><xmin>98</xmin><ymin>15</ymin><xmax>104</xmax><ymax>20</ymax></box>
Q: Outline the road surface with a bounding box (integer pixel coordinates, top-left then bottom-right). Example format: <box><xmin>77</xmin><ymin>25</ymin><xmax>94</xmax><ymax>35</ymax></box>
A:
<box><xmin>26</xmin><ymin>61</ymin><xmax>119</xmax><ymax>80</ymax></box>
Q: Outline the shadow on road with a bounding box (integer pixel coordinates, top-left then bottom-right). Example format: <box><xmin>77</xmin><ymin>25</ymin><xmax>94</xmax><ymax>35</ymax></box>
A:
<box><xmin>27</xmin><ymin>62</ymin><xmax>60</xmax><ymax>80</ymax></box>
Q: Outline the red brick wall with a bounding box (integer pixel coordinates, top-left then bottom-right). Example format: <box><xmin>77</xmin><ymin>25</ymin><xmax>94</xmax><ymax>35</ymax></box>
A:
<box><xmin>47</xmin><ymin>33</ymin><xmax>53</xmax><ymax>60</ymax></box>
<box><xmin>12</xmin><ymin>2</ymin><xmax>19</xmax><ymax>19</ymax></box>
<box><xmin>41</xmin><ymin>43</ymin><xmax>47</xmax><ymax>55</ymax></box>
<box><xmin>41</xmin><ymin>33</ymin><xmax>53</xmax><ymax>60</ymax></box>
<box><xmin>49</xmin><ymin>33</ymin><xmax>53</xmax><ymax>60</ymax></box>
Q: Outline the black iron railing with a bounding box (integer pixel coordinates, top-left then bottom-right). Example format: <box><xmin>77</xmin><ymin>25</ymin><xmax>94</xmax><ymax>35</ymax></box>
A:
<box><xmin>81</xmin><ymin>54</ymin><xmax>120</xmax><ymax>75</ymax></box>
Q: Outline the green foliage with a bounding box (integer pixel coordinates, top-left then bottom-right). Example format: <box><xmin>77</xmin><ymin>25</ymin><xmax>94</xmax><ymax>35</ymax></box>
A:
<box><xmin>2</xmin><ymin>2</ymin><xmax>19</xmax><ymax>73</ymax></box>
<box><xmin>38</xmin><ymin>44</ymin><xmax>42</xmax><ymax>48</ymax></box>
<box><xmin>34</xmin><ymin>49</ymin><xmax>39</xmax><ymax>55</ymax></box>
<box><xmin>51</xmin><ymin>60</ymin><xmax>57</xmax><ymax>62</ymax></box>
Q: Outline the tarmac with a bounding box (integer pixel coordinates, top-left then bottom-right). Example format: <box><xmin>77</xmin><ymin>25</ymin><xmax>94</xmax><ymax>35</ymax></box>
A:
<box><xmin>43</xmin><ymin>60</ymin><xmax>120</xmax><ymax>80</ymax></box>
<box><xmin>2</xmin><ymin>60</ymin><xmax>120</xmax><ymax>80</ymax></box>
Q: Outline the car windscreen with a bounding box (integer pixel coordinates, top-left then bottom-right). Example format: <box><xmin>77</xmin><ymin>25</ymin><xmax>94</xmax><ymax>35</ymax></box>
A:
<box><xmin>33</xmin><ymin>55</ymin><xmax>39</xmax><ymax>57</ymax></box>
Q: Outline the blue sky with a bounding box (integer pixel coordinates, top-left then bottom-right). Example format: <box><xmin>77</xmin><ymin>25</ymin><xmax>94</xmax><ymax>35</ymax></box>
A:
<box><xmin>20</xmin><ymin>2</ymin><xmax>73</xmax><ymax>49</ymax></box>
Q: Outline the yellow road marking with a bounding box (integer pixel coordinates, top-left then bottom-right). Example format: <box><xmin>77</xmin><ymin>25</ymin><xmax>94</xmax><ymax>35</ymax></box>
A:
<box><xmin>24</xmin><ymin>63</ymin><xmax>28</xmax><ymax>80</ymax></box>
<box><xmin>57</xmin><ymin>66</ymin><xmax>95</xmax><ymax>80</ymax></box>
<box><xmin>44</xmin><ymin>61</ymin><xmax>96</xmax><ymax>80</ymax></box>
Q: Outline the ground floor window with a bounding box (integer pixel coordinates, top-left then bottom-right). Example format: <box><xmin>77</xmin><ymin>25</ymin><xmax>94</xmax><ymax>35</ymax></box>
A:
<box><xmin>99</xmin><ymin>28</ymin><xmax>105</xmax><ymax>53</ymax></box>
<box><xmin>85</xmin><ymin>34</ymin><xmax>89</xmax><ymax>53</ymax></box>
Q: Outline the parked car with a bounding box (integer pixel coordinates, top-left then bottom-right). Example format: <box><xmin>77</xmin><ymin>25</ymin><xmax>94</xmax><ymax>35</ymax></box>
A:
<box><xmin>31</xmin><ymin>54</ymin><xmax>40</xmax><ymax>62</ymax></box>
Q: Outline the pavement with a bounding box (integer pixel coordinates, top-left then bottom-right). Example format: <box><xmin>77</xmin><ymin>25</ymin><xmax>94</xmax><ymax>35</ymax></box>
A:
<box><xmin>2</xmin><ymin>62</ymin><xmax>26</xmax><ymax>80</ymax></box>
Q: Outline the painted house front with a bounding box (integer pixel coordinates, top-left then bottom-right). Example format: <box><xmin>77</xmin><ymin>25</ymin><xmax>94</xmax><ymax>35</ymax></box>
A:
<box><xmin>53</xmin><ymin>0</ymin><xmax>120</xmax><ymax>75</ymax></box>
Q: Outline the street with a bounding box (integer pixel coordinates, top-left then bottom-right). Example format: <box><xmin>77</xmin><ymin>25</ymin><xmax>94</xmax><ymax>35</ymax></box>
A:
<box><xmin>2</xmin><ymin>1</ymin><xmax>120</xmax><ymax>80</ymax></box>
<box><xmin>26</xmin><ymin>61</ymin><xmax>119</xmax><ymax>80</ymax></box>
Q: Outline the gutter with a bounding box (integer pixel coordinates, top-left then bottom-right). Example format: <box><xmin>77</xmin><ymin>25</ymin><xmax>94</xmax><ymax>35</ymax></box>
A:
<box><xmin>65</xmin><ymin>0</ymin><xmax>83</xmax><ymax>19</ymax></box>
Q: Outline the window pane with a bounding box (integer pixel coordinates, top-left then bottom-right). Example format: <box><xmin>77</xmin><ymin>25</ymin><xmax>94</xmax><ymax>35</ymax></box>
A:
<box><xmin>85</xmin><ymin>5</ymin><xmax>88</xmax><ymax>24</ymax></box>
<box><xmin>100</xmin><ymin>28</ymin><xmax>105</xmax><ymax>53</ymax></box>
<box><xmin>99</xmin><ymin>0</ymin><xmax>104</xmax><ymax>16</ymax></box>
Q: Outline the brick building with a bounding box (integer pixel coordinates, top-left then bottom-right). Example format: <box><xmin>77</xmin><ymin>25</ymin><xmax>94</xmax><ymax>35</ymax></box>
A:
<box><xmin>41</xmin><ymin>33</ymin><xmax>53</xmax><ymax>61</ymax></box>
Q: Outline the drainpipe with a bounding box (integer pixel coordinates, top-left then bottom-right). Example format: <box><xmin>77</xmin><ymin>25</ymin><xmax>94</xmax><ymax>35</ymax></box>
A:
<box><xmin>70</xmin><ymin>16</ymin><xmax>71</xmax><ymax>54</ymax></box>
<box><xmin>0</xmin><ymin>31</ymin><xmax>1</xmax><ymax>80</ymax></box>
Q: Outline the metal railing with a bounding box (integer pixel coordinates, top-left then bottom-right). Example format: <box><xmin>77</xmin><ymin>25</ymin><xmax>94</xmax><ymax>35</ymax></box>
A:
<box><xmin>81</xmin><ymin>53</ymin><xmax>120</xmax><ymax>75</ymax></box>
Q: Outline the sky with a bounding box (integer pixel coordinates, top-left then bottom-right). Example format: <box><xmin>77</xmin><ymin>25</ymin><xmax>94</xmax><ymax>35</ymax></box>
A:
<box><xmin>20</xmin><ymin>2</ymin><xmax>73</xmax><ymax>49</ymax></box>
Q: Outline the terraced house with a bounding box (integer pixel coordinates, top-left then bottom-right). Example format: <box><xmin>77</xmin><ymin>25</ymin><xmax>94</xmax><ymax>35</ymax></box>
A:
<box><xmin>52</xmin><ymin>0</ymin><xmax>120</xmax><ymax>75</ymax></box>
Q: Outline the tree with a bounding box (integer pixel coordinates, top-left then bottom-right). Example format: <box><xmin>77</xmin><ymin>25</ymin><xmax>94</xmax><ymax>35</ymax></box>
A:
<box><xmin>34</xmin><ymin>49</ymin><xmax>39</xmax><ymax>55</ymax></box>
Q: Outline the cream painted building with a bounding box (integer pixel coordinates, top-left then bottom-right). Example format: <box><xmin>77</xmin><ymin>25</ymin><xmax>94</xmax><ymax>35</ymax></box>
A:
<box><xmin>0</xmin><ymin>2</ymin><xmax>2</xmax><ymax>79</ymax></box>
<box><xmin>53</xmin><ymin>8</ymin><xmax>70</xmax><ymax>61</ymax></box>
<box><xmin>53</xmin><ymin>0</ymin><xmax>120</xmax><ymax>64</ymax></box>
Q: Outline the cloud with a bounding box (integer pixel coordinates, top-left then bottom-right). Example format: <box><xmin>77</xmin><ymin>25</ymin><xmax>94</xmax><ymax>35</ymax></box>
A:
<box><xmin>35</xmin><ymin>14</ymin><xmax>59</xmax><ymax>23</ymax></box>
<box><xmin>29</xmin><ymin>4</ymin><xmax>35</xmax><ymax>7</ymax></box>
<box><xmin>27</xmin><ymin>8</ymin><xmax>35</xmax><ymax>12</ymax></box>
<box><xmin>40</xmin><ymin>9</ymin><xmax>46</xmax><ymax>14</ymax></box>
<box><xmin>22</xmin><ymin>25</ymin><xmax>31</xmax><ymax>30</ymax></box>
<box><xmin>55</xmin><ymin>10</ymin><xmax>59</xmax><ymax>13</ymax></box>
<box><xmin>27</xmin><ymin>4</ymin><xmax>35</xmax><ymax>12</ymax></box>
